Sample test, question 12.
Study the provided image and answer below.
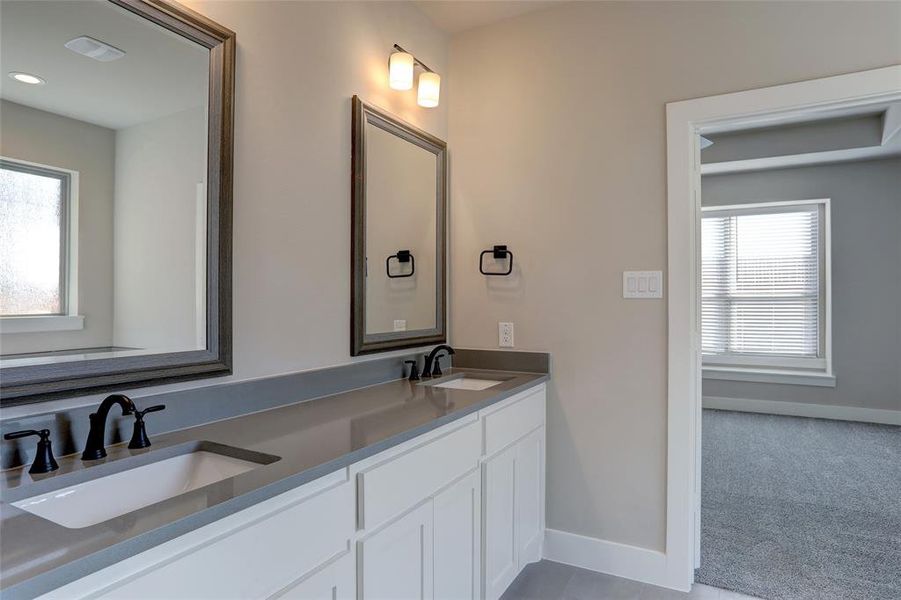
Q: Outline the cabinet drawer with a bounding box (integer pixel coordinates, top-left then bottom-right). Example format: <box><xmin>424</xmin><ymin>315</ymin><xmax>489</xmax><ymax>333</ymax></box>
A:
<box><xmin>358</xmin><ymin>421</ymin><xmax>480</xmax><ymax>531</ymax></box>
<box><xmin>483</xmin><ymin>387</ymin><xmax>545</xmax><ymax>456</ymax></box>
<box><xmin>96</xmin><ymin>480</ymin><xmax>353</xmax><ymax>600</ymax></box>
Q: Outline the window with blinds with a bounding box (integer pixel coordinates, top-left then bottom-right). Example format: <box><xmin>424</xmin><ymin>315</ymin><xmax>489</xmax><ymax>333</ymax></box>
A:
<box><xmin>701</xmin><ymin>201</ymin><xmax>828</xmax><ymax>370</ymax></box>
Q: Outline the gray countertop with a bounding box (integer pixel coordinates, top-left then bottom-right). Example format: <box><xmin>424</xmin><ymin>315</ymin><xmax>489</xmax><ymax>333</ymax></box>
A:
<box><xmin>0</xmin><ymin>368</ymin><xmax>547</xmax><ymax>599</ymax></box>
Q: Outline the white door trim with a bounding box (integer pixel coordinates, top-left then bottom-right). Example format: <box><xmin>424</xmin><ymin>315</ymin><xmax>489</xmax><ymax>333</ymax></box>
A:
<box><xmin>664</xmin><ymin>64</ymin><xmax>901</xmax><ymax>591</ymax></box>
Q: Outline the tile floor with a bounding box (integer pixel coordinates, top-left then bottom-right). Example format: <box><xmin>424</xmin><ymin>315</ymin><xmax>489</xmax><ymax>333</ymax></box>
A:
<box><xmin>500</xmin><ymin>560</ymin><xmax>760</xmax><ymax>600</ymax></box>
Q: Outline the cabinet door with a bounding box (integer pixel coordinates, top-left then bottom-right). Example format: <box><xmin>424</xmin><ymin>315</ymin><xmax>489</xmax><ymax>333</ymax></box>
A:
<box><xmin>359</xmin><ymin>501</ymin><xmax>433</xmax><ymax>600</ymax></box>
<box><xmin>482</xmin><ymin>444</ymin><xmax>518</xmax><ymax>600</ymax></box>
<box><xmin>434</xmin><ymin>470</ymin><xmax>480</xmax><ymax>600</ymax></box>
<box><xmin>275</xmin><ymin>552</ymin><xmax>354</xmax><ymax>600</ymax></box>
<box><xmin>515</xmin><ymin>427</ymin><xmax>544</xmax><ymax>569</ymax></box>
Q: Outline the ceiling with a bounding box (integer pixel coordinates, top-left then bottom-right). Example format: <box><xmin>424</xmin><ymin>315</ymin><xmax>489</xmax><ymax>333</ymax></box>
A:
<box><xmin>414</xmin><ymin>1</ymin><xmax>565</xmax><ymax>34</ymax></box>
<box><xmin>0</xmin><ymin>0</ymin><xmax>208</xmax><ymax>130</ymax></box>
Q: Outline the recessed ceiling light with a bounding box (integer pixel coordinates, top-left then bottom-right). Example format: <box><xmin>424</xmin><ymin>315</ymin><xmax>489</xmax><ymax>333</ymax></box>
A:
<box><xmin>8</xmin><ymin>72</ymin><xmax>46</xmax><ymax>85</ymax></box>
<box><xmin>65</xmin><ymin>36</ymin><xmax>125</xmax><ymax>62</ymax></box>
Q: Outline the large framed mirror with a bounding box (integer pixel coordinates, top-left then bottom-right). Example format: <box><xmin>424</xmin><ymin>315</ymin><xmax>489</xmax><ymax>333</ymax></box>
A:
<box><xmin>351</xmin><ymin>97</ymin><xmax>446</xmax><ymax>355</ymax></box>
<box><xmin>0</xmin><ymin>0</ymin><xmax>234</xmax><ymax>403</ymax></box>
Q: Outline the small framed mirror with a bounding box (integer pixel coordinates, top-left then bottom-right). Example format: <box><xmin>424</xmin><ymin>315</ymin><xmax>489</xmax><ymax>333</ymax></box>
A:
<box><xmin>351</xmin><ymin>97</ymin><xmax>446</xmax><ymax>355</ymax></box>
<box><xmin>0</xmin><ymin>0</ymin><xmax>234</xmax><ymax>403</ymax></box>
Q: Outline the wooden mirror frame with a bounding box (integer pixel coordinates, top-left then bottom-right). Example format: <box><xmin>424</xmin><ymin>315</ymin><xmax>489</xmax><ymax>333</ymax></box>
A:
<box><xmin>0</xmin><ymin>0</ymin><xmax>235</xmax><ymax>404</ymax></box>
<box><xmin>350</xmin><ymin>96</ymin><xmax>447</xmax><ymax>355</ymax></box>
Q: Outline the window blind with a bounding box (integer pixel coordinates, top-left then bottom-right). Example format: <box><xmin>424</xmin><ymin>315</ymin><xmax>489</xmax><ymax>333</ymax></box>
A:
<box><xmin>702</xmin><ymin>204</ymin><xmax>822</xmax><ymax>361</ymax></box>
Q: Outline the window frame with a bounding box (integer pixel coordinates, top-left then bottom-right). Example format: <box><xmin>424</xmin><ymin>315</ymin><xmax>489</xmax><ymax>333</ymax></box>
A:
<box><xmin>700</xmin><ymin>198</ymin><xmax>833</xmax><ymax>384</ymax></box>
<box><xmin>0</xmin><ymin>157</ymin><xmax>81</xmax><ymax>327</ymax></box>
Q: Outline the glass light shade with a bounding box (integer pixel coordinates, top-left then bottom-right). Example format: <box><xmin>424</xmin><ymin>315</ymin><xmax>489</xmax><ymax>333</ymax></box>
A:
<box><xmin>388</xmin><ymin>52</ymin><xmax>414</xmax><ymax>90</ymax></box>
<box><xmin>417</xmin><ymin>72</ymin><xmax>440</xmax><ymax>108</ymax></box>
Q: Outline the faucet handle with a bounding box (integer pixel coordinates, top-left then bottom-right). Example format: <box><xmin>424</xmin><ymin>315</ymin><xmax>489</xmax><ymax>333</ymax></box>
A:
<box><xmin>431</xmin><ymin>354</ymin><xmax>444</xmax><ymax>377</ymax></box>
<box><xmin>135</xmin><ymin>404</ymin><xmax>166</xmax><ymax>418</ymax></box>
<box><xmin>4</xmin><ymin>429</ymin><xmax>59</xmax><ymax>475</ymax></box>
<box><xmin>404</xmin><ymin>360</ymin><xmax>420</xmax><ymax>381</ymax></box>
<box><xmin>128</xmin><ymin>405</ymin><xmax>166</xmax><ymax>450</ymax></box>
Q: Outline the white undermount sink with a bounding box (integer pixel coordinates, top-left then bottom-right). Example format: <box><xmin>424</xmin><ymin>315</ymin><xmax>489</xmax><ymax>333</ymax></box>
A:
<box><xmin>12</xmin><ymin>445</ymin><xmax>277</xmax><ymax>529</ymax></box>
<box><xmin>431</xmin><ymin>377</ymin><xmax>504</xmax><ymax>391</ymax></box>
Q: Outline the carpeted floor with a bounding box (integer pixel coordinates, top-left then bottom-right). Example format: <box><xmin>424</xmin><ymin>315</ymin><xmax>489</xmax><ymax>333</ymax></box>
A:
<box><xmin>696</xmin><ymin>409</ymin><xmax>901</xmax><ymax>600</ymax></box>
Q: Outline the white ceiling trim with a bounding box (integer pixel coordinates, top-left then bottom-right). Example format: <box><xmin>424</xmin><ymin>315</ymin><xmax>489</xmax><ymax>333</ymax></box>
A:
<box><xmin>701</xmin><ymin>143</ymin><xmax>901</xmax><ymax>175</ymax></box>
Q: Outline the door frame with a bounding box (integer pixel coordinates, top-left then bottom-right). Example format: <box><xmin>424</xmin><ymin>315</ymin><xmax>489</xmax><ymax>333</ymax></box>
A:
<box><xmin>663</xmin><ymin>64</ymin><xmax>901</xmax><ymax>591</ymax></box>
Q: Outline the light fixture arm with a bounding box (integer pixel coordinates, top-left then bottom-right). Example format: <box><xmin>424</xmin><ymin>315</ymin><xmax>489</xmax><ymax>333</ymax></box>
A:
<box><xmin>393</xmin><ymin>44</ymin><xmax>434</xmax><ymax>74</ymax></box>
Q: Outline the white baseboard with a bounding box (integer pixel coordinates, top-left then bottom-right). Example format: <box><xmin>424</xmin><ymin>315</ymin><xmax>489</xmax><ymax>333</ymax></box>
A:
<box><xmin>542</xmin><ymin>528</ymin><xmax>671</xmax><ymax>589</ymax></box>
<box><xmin>703</xmin><ymin>396</ymin><xmax>901</xmax><ymax>425</ymax></box>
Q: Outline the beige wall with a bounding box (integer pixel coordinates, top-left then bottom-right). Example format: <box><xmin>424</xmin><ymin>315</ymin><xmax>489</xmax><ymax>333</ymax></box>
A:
<box><xmin>702</xmin><ymin>158</ymin><xmax>901</xmax><ymax>412</ymax></box>
<box><xmin>448</xmin><ymin>1</ymin><xmax>901</xmax><ymax>550</ymax></box>
<box><xmin>0</xmin><ymin>100</ymin><xmax>115</xmax><ymax>354</ymax></box>
<box><xmin>181</xmin><ymin>0</ymin><xmax>448</xmax><ymax>376</ymax></box>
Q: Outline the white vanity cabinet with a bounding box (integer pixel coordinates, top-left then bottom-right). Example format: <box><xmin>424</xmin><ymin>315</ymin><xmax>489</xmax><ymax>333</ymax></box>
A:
<box><xmin>38</xmin><ymin>470</ymin><xmax>356</xmax><ymax>600</ymax></box>
<box><xmin>356</xmin><ymin>467</ymin><xmax>482</xmax><ymax>600</ymax></box>
<box><xmin>482</xmin><ymin>391</ymin><xmax>547</xmax><ymax>600</ymax></box>
<box><xmin>354</xmin><ymin>416</ymin><xmax>482</xmax><ymax>600</ymax></box>
<box><xmin>36</xmin><ymin>383</ymin><xmax>546</xmax><ymax>600</ymax></box>
<box><xmin>358</xmin><ymin>500</ymin><xmax>435</xmax><ymax>599</ymax></box>
<box><xmin>434</xmin><ymin>469</ymin><xmax>482</xmax><ymax>599</ymax></box>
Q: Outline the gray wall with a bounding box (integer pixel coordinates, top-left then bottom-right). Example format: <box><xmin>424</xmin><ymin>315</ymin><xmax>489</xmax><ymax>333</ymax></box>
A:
<box><xmin>0</xmin><ymin>100</ymin><xmax>115</xmax><ymax>354</ymax></box>
<box><xmin>702</xmin><ymin>158</ymin><xmax>901</xmax><ymax>412</ymax></box>
<box><xmin>448</xmin><ymin>0</ymin><xmax>901</xmax><ymax>551</ymax></box>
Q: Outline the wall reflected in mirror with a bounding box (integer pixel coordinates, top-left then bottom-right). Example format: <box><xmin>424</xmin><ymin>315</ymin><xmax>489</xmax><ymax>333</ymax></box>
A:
<box><xmin>0</xmin><ymin>0</ymin><xmax>209</xmax><ymax>368</ymax></box>
<box><xmin>364</xmin><ymin>124</ymin><xmax>437</xmax><ymax>335</ymax></box>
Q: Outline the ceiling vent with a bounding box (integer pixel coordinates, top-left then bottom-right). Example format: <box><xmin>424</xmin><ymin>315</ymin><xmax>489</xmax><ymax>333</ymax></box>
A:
<box><xmin>64</xmin><ymin>36</ymin><xmax>125</xmax><ymax>62</ymax></box>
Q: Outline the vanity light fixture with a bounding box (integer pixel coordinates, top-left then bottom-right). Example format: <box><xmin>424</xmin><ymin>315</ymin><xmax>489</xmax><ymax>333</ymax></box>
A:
<box><xmin>389</xmin><ymin>50</ymin><xmax>414</xmax><ymax>90</ymax></box>
<box><xmin>417</xmin><ymin>72</ymin><xmax>441</xmax><ymax>108</ymax></box>
<box><xmin>389</xmin><ymin>44</ymin><xmax>441</xmax><ymax>108</ymax></box>
<box><xmin>8</xmin><ymin>71</ymin><xmax>45</xmax><ymax>85</ymax></box>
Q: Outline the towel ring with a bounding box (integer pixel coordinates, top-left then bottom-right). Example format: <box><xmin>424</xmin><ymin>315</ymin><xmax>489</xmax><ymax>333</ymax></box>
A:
<box><xmin>386</xmin><ymin>250</ymin><xmax>415</xmax><ymax>278</ymax></box>
<box><xmin>480</xmin><ymin>245</ymin><xmax>513</xmax><ymax>276</ymax></box>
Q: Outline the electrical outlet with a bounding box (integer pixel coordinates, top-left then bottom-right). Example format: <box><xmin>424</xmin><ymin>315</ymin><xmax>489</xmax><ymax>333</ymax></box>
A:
<box><xmin>393</xmin><ymin>320</ymin><xmax>407</xmax><ymax>332</ymax></box>
<box><xmin>498</xmin><ymin>322</ymin><xmax>514</xmax><ymax>348</ymax></box>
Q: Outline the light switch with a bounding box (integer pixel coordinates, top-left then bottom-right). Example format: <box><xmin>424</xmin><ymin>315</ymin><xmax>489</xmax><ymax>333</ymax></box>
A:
<box><xmin>623</xmin><ymin>271</ymin><xmax>663</xmax><ymax>299</ymax></box>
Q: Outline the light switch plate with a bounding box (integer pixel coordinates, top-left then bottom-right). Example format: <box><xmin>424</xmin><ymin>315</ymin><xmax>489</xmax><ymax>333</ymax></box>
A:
<box><xmin>498</xmin><ymin>322</ymin><xmax>514</xmax><ymax>347</ymax></box>
<box><xmin>623</xmin><ymin>271</ymin><xmax>663</xmax><ymax>299</ymax></box>
<box><xmin>393</xmin><ymin>320</ymin><xmax>407</xmax><ymax>332</ymax></box>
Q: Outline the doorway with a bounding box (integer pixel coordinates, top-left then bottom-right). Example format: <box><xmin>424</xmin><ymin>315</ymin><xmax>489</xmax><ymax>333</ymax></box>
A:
<box><xmin>694</xmin><ymin>109</ymin><xmax>900</xmax><ymax>599</ymax></box>
<box><xmin>662</xmin><ymin>65</ymin><xmax>901</xmax><ymax>593</ymax></box>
